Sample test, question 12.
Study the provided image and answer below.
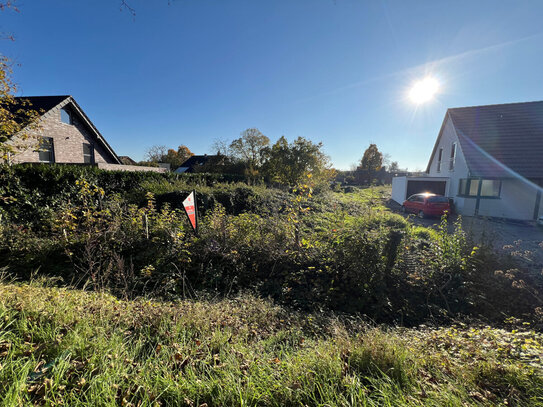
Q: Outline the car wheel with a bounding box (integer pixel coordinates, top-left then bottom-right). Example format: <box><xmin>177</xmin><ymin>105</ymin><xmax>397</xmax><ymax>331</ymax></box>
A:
<box><xmin>418</xmin><ymin>210</ymin><xmax>426</xmax><ymax>219</ymax></box>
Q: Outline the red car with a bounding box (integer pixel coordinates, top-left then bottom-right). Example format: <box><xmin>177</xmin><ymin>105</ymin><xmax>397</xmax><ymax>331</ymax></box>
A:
<box><xmin>401</xmin><ymin>193</ymin><xmax>451</xmax><ymax>218</ymax></box>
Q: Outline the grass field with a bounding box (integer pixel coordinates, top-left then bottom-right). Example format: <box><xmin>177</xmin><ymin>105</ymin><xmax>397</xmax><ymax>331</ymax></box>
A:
<box><xmin>1</xmin><ymin>281</ymin><xmax>542</xmax><ymax>406</ymax></box>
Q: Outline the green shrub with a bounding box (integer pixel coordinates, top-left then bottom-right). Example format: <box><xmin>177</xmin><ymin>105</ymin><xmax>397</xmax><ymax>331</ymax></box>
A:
<box><xmin>410</xmin><ymin>225</ymin><xmax>438</xmax><ymax>241</ymax></box>
<box><xmin>0</xmin><ymin>164</ymin><xmax>248</xmax><ymax>224</ymax></box>
<box><xmin>1</xmin><ymin>165</ymin><xmax>543</xmax><ymax>326</ymax></box>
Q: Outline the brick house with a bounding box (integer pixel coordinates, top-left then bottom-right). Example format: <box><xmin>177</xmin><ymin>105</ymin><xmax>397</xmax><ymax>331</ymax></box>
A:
<box><xmin>8</xmin><ymin>95</ymin><xmax>121</xmax><ymax>165</ymax></box>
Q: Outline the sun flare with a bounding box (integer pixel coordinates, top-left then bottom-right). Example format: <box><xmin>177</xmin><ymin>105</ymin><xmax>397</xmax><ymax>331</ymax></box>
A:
<box><xmin>409</xmin><ymin>77</ymin><xmax>439</xmax><ymax>104</ymax></box>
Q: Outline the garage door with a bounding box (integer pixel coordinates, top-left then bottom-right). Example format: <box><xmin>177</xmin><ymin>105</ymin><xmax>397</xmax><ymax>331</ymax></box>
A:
<box><xmin>406</xmin><ymin>180</ymin><xmax>446</xmax><ymax>197</ymax></box>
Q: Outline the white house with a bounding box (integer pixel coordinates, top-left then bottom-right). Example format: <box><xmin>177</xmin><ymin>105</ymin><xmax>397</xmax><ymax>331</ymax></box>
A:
<box><xmin>392</xmin><ymin>101</ymin><xmax>543</xmax><ymax>221</ymax></box>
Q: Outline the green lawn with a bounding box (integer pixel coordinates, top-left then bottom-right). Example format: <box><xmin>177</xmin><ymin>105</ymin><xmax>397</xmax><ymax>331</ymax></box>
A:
<box><xmin>1</xmin><ymin>281</ymin><xmax>542</xmax><ymax>406</ymax></box>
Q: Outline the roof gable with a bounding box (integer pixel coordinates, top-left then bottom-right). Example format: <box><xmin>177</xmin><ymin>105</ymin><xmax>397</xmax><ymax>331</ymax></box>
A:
<box><xmin>425</xmin><ymin>112</ymin><xmax>455</xmax><ymax>173</ymax></box>
<box><xmin>428</xmin><ymin>101</ymin><xmax>543</xmax><ymax>179</ymax></box>
<box><xmin>5</xmin><ymin>96</ymin><xmax>70</xmax><ymax>128</ymax></box>
<box><xmin>13</xmin><ymin>95</ymin><xmax>121</xmax><ymax>164</ymax></box>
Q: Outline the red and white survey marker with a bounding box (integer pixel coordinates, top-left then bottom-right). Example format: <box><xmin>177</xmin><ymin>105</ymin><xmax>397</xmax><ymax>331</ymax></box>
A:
<box><xmin>182</xmin><ymin>191</ymin><xmax>198</xmax><ymax>234</ymax></box>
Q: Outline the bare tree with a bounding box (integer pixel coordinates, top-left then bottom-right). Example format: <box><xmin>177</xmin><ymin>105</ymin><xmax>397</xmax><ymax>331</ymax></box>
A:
<box><xmin>388</xmin><ymin>161</ymin><xmax>400</xmax><ymax>172</ymax></box>
<box><xmin>211</xmin><ymin>138</ymin><xmax>231</xmax><ymax>156</ymax></box>
<box><xmin>144</xmin><ymin>145</ymin><xmax>168</xmax><ymax>162</ymax></box>
<box><xmin>382</xmin><ymin>153</ymin><xmax>392</xmax><ymax>170</ymax></box>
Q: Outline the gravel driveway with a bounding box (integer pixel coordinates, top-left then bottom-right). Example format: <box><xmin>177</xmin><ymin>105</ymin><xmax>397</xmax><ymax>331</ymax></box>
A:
<box><xmin>461</xmin><ymin>217</ymin><xmax>543</xmax><ymax>267</ymax></box>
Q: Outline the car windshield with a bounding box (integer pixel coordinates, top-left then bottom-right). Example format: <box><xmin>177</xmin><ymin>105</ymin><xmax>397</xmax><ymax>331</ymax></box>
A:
<box><xmin>427</xmin><ymin>196</ymin><xmax>449</xmax><ymax>203</ymax></box>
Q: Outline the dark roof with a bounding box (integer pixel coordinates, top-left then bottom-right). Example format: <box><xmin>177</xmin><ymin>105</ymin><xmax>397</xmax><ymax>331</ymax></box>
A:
<box><xmin>180</xmin><ymin>155</ymin><xmax>215</xmax><ymax>168</ymax></box>
<box><xmin>428</xmin><ymin>101</ymin><xmax>543</xmax><ymax>179</ymax></box>
<box><xmin>119</xmin><ymin>156</ymin><xmax>137</xmax><ymax>165</ymax></box>
<box><xmin>175</xmin><ymin>155</ymin><xmax>226</xmax><ymax>173</ymax></box>
<box><xmin>13</xmin><ymin>95</ymin><xmax>71</xmax><ymax>112</ymax></box>
<box><xmin>3</xmin><ymin>96</ymin><xmax>69</xmax><ymax>127</ymax></box>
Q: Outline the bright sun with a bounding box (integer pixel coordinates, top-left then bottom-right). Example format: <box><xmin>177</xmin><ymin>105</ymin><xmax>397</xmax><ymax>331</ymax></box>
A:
<box><xmin>409</xmin><ymin>77</ymin><xmax>439</xmax><ymax>104</ymax></box>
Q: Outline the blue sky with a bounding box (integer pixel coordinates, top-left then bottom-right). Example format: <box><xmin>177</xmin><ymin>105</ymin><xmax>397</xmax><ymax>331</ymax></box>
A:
<box><xmin>3</xmin><ymin>0</ymin><xmax>543</xmax><ymax>170</ymax></box>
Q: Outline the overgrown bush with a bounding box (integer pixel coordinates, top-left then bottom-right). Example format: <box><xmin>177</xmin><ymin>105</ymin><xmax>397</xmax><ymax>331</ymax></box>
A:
<box><xmin>0</xmin><ymin>164</ymin><xmax>247</xmax><ymax>224</ymax></box>
<box><xmin>1</xmin><ymin>166</ymin><xmax>542</xmax><ymax>326</ymax></box>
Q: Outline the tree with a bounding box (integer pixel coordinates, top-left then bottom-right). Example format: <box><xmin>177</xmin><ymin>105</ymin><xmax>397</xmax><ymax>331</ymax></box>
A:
<box><xmin>144</xmin><ymin>145</ymin><xmax>168</xmax><ymax>163</ymax></box>
<box><xmin>211</xmin><ymin>137</ymin><xmax>230</xmax><ymax>156</ymax></box>
<box><xmin>0</xmin><ymin>4</ymin><xmax>43</xmax><ymax>163</ymax></box>
<box><xmin>0</xmin><ymin>56</ymin><xmax>41</xmax><ymax>162</ymax></box>
<box><xmin>262</xmin><ymin>136</ymin><xmax>334</xmax><ymax>186</ymax></box>
<box><xmin>144</xmin><ymin>144</ymin><xmax>193</xmax><ymax>168</ymax></box>
<box><xmin>382</xmin><ymin>152</ymin><xmax>391</xmax><ymax>169</ymax></box>
<box><xmin>359</xmin><ymin>144</ymin><xmax>383</xmax><ymax>184</ymax></box>
<box><xmin>176</xmin><ymin>145</ymin><xmax>193</xmax><ymax>163</ymax></box>
<box><xmin>162</xmin><ymin>145</ymin><xmax>193</xmax><ymax>168</ymax></box>
<box><xmin>388</xmin><ymin>161</ymin><xmax>400</xmax><ymax>173</ymax></box>
<box><xmin>229</xmin><ymin>128</ymin><xmax>269</xmax><ymax>179</ymax></box>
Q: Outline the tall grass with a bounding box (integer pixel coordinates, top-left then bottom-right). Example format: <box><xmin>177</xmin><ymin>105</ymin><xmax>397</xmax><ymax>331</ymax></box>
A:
<box><xmin>1</xmin><ymin>282</ymin><xmax>542</xmax><ymax>406</ymax></box>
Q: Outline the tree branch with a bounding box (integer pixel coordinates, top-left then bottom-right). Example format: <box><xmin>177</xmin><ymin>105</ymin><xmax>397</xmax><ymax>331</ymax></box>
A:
<box><xmin>120</xmin><ymin>0</ymin><xmax>136</xmax><ymax>17</ymax></box>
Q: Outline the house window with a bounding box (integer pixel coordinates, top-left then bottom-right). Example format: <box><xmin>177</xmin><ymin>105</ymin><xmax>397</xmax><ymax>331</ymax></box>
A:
<box><xmin>458</xmin><ymin>179</ymin><xmax>468</xmax><ymax>196</ymax></box>
<box><xmin>458</xmin><ymin>178</ymin><xmax>501</xmax><ymax>198</ymax></box>
<box><xmin>61</xmin><ymin>107</ymin><xmax>73</xmax><ymax>125</ymax></box>
<box><xmin>469</xmin><ymin>179</ymin><xmax>480</xmax><ymax>196</ymax></box>
<box><xmin>449</xmin><ymin>143</ymin><xmax>456</xmax><ymax>171</ymax></box>
<box><xmin>437</xmin><ymin>148</ymin><xmax>443</xmax><ymax>172</ymax></box>
<box><xmin>480</xmin><ymin>179</ymin><xmax>501</xmax><ymax>197</ymax></box>
<box><xmin>83</xmin><ymin>143</ymin><xmax>94</xmax><ymax>164</ymax></box>
<box><xmin>38</xmin><ymin>137</ymin><xmax>55</xmax><ymax>163</ymax></box>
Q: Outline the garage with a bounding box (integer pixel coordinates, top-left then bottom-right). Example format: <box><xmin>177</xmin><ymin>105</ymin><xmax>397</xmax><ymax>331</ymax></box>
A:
<box><xmin>406</xmin><ymin>179</ymin><xmax>446</xmax><ymax>197</ymax></box>
<box><xmin>391</xmin><ymin>176</ymin><xmax>449</xmax><ymax>204</ymax></box>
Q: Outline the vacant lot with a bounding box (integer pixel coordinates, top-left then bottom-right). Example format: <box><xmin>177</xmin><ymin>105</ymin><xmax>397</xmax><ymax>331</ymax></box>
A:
<box><xmin>1</xmin><ymin>167</ymin><xmax>543</xmax><ymax>406</ymax></box>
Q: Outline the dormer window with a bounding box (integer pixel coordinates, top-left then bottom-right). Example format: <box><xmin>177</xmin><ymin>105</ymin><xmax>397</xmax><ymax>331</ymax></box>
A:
<box><xmin>61</xmin><ymin>107</ymin><xmax>73</xmax><ymax>125</ymax></box>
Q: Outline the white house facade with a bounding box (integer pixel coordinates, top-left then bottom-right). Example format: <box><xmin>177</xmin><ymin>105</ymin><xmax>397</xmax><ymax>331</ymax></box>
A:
<box><xmin>392</xmin><ymin>101</ymin><xmax>543</xmax><ymax>221</ymax></box>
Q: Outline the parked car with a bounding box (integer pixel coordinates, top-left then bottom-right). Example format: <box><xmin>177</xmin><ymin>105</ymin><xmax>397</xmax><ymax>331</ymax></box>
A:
<box><xmin>401</xmin><ymin>193</ymin><xmax>451</xmax><ymax>218</ymax></box>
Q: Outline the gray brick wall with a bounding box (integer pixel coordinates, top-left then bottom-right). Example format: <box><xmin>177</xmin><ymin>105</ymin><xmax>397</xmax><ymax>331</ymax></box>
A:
<box><xmin>12</xmin><ymin>101</ymin><xmax>117</xmax><ymax>164</ymax></box>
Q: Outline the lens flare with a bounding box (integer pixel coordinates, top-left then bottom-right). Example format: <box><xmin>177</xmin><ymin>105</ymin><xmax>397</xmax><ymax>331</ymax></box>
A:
<box><xmin>409</xmin><ymin>77</ymin><xmax>439</xmax><ymax>104</ymax></box>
